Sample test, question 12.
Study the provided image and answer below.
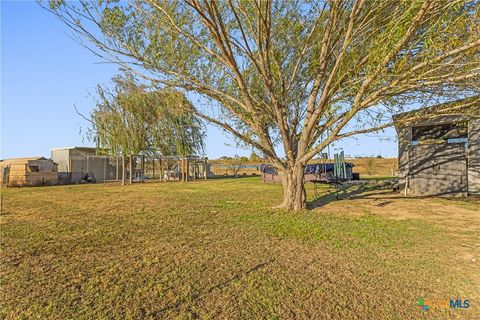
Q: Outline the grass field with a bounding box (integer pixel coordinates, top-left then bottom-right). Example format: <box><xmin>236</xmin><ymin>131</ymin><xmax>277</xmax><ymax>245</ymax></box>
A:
<box><xmin>1</xmin><ymin>178</ymin><xmax>479</xmax><ymax>319</ymax></box>
<box><xmin>210</xmin><ymin>157</ymin><xmax>398</xmax><ymax>177</ymax></box>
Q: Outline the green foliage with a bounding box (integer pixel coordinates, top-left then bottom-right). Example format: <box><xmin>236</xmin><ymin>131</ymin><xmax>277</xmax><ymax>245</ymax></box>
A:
<box><xmin>45</xmin><ymin>1</ymin><xmax>480</xmax><ymax>159</ymax></box>
<box><xmin>90</xmin><ymin>74</ymin><xmax>205</xmax><ymax>156</ymax></box>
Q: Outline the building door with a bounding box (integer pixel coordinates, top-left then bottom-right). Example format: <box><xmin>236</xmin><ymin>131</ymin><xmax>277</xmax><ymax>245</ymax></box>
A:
<box><xmin>434</xmin><ymin>143</ymin><xmax>467</xmax><ymax>196</ymax></box>
<box><xmin>409</xmin><ymin>144</ymin><xmax>437</xmax><ymax>196</ymax></box>
<box><xmin>409</xmin><ymin>143</ymin><xmax>467</xmax><ymax>196</ymax></box>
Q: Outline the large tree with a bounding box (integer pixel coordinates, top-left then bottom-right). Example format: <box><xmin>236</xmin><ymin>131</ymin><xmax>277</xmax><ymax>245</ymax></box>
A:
<box><xmin>46</xmin><ymin>0</ymin><xmax>480</xmax><ymax>210</ymax></box>
<box><xmin>89</xmin><ymin>74</ymin><xmax>205</xmax><ymax>156</ymax></box>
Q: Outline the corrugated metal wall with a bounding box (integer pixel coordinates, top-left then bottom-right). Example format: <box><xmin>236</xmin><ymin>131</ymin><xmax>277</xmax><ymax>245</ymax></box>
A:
<box><xmin>51</xmin><ymin>149</ymin><xmax>71</xmax><ymax>172</ymax></box>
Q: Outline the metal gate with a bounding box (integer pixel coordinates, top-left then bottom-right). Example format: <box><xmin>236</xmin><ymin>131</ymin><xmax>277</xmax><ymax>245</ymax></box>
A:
<box><xmin>408</xmin><ymin>143</ymin><xmax>467</xmax><ymax>196</ymax></box>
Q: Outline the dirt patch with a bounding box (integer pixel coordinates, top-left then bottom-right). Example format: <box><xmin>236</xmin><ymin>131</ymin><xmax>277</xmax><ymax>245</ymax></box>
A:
<box><xmin>312</xmin><ymin>183</ymin><xmax>480</xmax><ymax>288</ymax></box>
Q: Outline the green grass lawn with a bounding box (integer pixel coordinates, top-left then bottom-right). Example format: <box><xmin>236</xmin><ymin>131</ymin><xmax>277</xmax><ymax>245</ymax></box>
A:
<box><xmin>1</xmin><ymin>178</ymin><xmax>479</xmax><ymax>319</ymax></box>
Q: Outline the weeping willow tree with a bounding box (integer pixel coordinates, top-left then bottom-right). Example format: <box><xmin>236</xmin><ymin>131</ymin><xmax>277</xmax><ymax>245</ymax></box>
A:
<box><xmin>90</xmin><ymin>74</ymin><xmax>205</xmax><ymax>156</ymax></box>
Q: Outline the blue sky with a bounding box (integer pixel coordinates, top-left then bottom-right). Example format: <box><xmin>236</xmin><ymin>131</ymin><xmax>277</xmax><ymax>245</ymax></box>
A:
<box><xmin>1</xmin><ymin>1</ymin><xmax>397</xmax><ymax>160</ymax></box>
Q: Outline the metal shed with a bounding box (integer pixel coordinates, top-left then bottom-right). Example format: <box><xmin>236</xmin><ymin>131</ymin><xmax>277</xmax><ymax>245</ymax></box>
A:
<box><xmin>393</xmin><ymin>104</ymin><xmax>480</xmax><ymax>197</ymax></box>
<box><xmin>51</xmin><ymin>146</ymin><xmax>116</xmax><ymax>183</ymax></box>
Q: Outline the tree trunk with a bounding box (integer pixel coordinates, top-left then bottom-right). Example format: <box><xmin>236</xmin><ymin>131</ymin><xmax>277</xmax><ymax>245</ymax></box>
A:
<box><xmin>278</xmin><ymin>165</ymin><xmax>306</xmax><ymax>211</ymax></box>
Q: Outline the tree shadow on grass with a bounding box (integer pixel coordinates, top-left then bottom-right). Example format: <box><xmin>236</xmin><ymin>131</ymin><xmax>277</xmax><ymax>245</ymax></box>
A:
<box><xmin>306</xmin><ymin>180</ymin><xmax>476</xmax><ymax>210</ymax></box>
<box><xmin>306</xmin><ymin>182</ymin><xmax>392</xmax><ymax>210</ymax></box>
